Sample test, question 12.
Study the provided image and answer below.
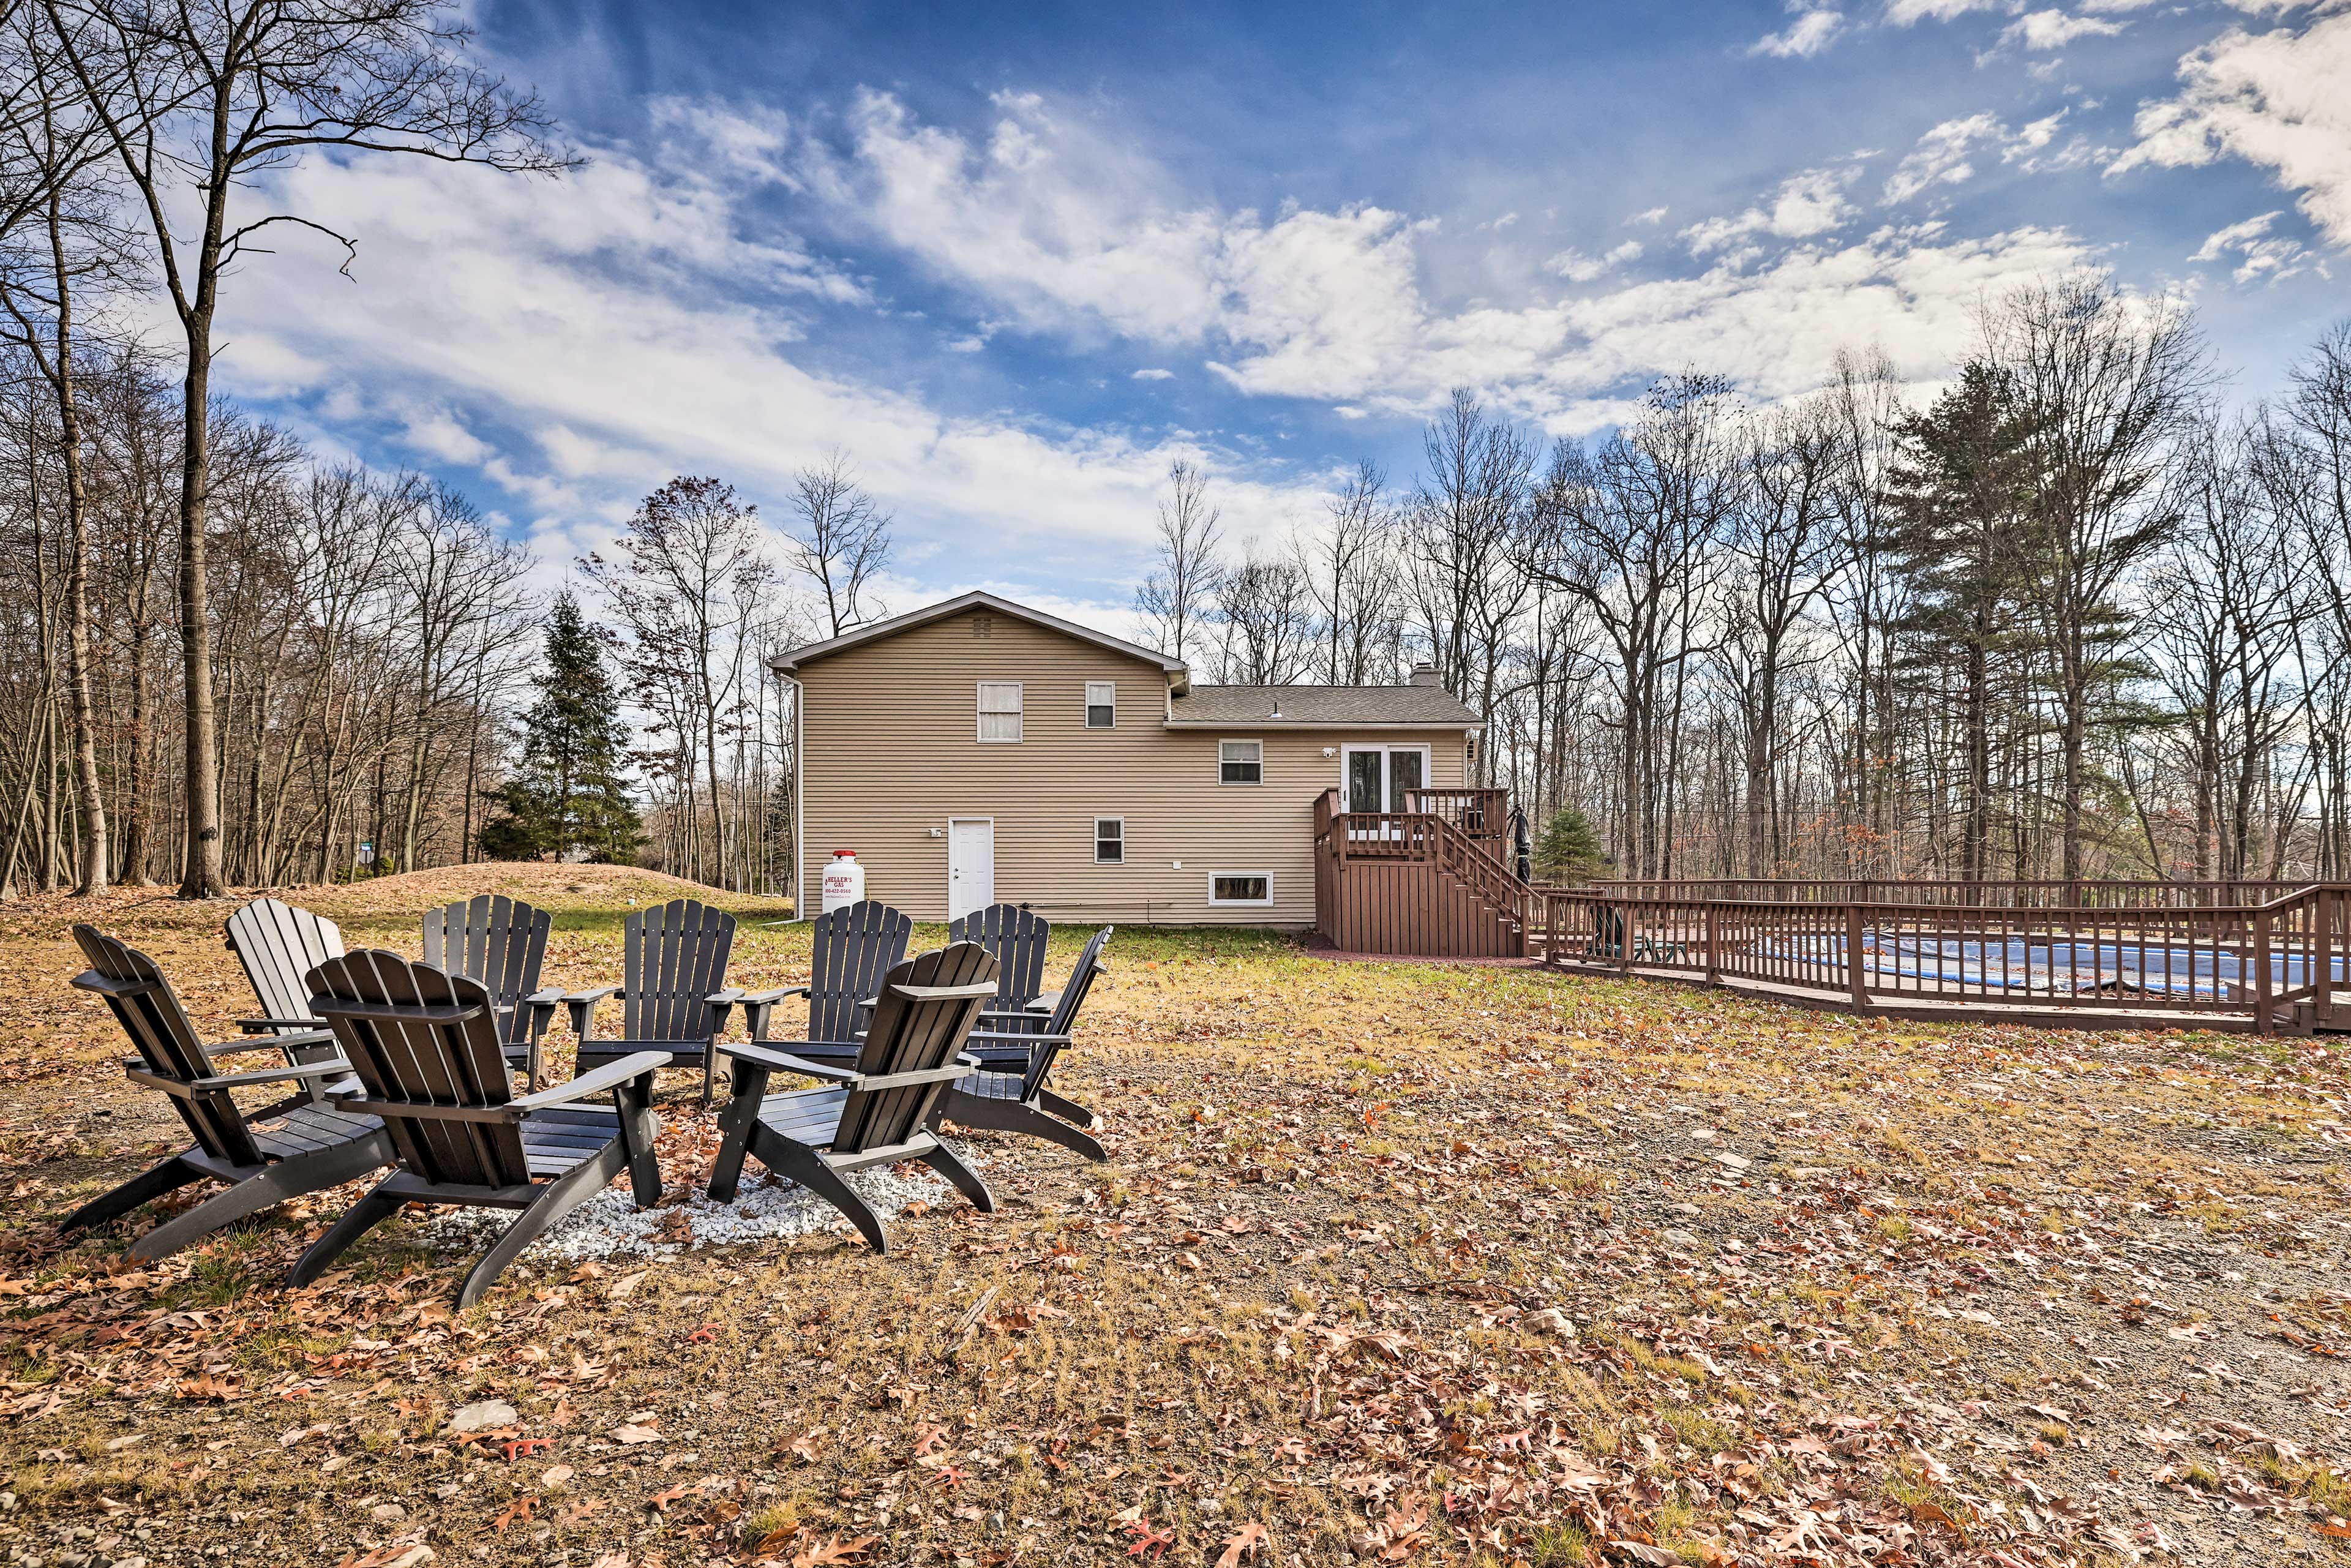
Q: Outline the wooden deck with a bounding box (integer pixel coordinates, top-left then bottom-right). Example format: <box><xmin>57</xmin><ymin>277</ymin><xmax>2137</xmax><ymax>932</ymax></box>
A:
<box><xmin>1311</xmin><ymin>789</ymin><xmax>1526</xmax><ymax>958</ymax></box>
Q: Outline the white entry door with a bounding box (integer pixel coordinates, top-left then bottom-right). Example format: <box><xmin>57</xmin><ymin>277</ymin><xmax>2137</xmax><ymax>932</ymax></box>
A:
<box><xmin>948</xmin><ymin>818</ymin><xmax>995</xmax><ymax>920</ymax></box>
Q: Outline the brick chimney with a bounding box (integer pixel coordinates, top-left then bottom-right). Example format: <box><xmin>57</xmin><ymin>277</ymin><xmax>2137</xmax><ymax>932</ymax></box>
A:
<box><xmin>1408</xmin><ymin>661</ymin><xmax>1440</xmax><ymax>688</ymax></box>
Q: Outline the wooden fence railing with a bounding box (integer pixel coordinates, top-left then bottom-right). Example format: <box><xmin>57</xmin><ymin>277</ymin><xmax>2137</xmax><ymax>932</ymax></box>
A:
<box><xmin>1583</xmin><ymin>878</ymin><xmax>2301</xmax><ymax>909</ymax></box>
<box><xmin>1538</xmin><ymin>882</ymin><xmax>2351</xmax><ymax>1033</ymax></box>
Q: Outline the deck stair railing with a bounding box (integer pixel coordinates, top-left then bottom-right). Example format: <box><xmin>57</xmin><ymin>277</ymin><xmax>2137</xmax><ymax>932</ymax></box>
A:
<box><xmin>1538</xmin><ymin>879</ymin><xmax>2351</xmax><ymax>1033</ymax></box>
<box><xmin>1314</xmin><ymin>788</ymin><xmax>1530</xmax><ymax>956</ymax></box>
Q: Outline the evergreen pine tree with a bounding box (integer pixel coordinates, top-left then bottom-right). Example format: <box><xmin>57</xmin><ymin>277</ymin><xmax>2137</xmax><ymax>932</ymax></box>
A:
<box><xmin>1534</xmin><ymin>806</ymin><xmax>1610</xmax><ymax>883</ymax></box>
<box><xmin>480</xmin><ymin>592</ymin><xmax>643</xmax><ymax>862</ymax></box>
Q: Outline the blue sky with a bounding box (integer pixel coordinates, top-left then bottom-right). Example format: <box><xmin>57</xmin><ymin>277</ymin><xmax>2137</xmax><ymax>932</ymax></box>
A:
<box><xmin>214</xmin><ymin>0</ymin><xmax>2350</xmax><ymax>634</ymax></box>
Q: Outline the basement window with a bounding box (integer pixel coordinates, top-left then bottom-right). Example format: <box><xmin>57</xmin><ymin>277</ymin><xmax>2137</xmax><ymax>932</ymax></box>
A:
<box><xmin>1209</xmin><ymin>872</ymin><xmax>1272</xmax><ymax>906</ymax></box>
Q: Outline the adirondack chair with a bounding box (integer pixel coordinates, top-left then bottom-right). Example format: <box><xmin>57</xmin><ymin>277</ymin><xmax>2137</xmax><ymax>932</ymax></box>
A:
<box><xmin>59</xmin><ymin>925</ymin><xmax>391</xmax><ymax>1261</ymax></box>
<box><xmin>224</xmin><ymin>896</ymin><xmax>350</xmax><ymax>1099</ymax></box>
<box><xmin>422</xmin><ymin>896</ymin><xmax>562</xmax><ymax>1090</ymax></box>
<box><xmin>565</xmin><ymin>899</ymin><xmax>784</xmax><ymax>1107</ymax></box>
<box><xmin>948</xmin><ymin>902</ymin><xmax>1052</xmax><ymax>1016</ymax></box>
<box><xmin>937</xmin><ymin>925</ymin><xmax>1111</xmax><ymax>1161</ymax></box>
<box><xmin>286</xmin><ymin>951</ymin><xmax>666</xmax><ymax>1309</ymax></box>
<box><xmin>705</xmin><ymin>943</ymin><xmax>998</xmax><ymax>1253</ymax></box>
<box><xmin>772</xmin><ymin>899</ymin><xmax>913</xmax><ymax>1067</ymax></box>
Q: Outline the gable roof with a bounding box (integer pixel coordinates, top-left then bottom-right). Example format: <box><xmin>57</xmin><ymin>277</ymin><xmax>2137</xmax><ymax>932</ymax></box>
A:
<box><xmin>768</xmin><ymin>590</ymin><xmax>1188</xmax><ymax>678</ymax></box>
<box><xmin>1168</xmin><ymin>684</ymin><xmax>1483</xmax><ymax>730</ymax></box>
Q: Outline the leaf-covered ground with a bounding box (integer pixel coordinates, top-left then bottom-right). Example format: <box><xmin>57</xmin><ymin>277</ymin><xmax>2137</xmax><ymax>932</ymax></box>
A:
<box><xmin>3</xmin><ymin>865</ymin><xmax>2349</xmax><ymax>1567</ymax></box>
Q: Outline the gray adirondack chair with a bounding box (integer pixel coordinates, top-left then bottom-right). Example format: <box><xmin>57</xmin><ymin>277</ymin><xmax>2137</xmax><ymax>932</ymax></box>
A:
<box><xmin>423</xmin><ymin>896</ymin><xmax>561</xmax><ymax>1090</ymax></box>
<box><xmin>948</xmin><ymin>903</ymin><xmax>1052</xmax><ymax>1016</ymax></box>
<box><xmin>566</xmin><ymin>899</ymin><xmax>783</xmax><ymax>1108</ymax></box>
<box><xmin>224</xmin><ymin>896</ymin><xmax>350</xmax><ymax>1099</ymax></box>
<box><xmin>705</xmin><ymin>942</ymin><xmax>998</xmax><ymax>1253</ymax></box>
<box><xmin>938</xmin><ymin>925</ymin><xmax>1111</xmax><ymax>1161</ymax></box>
<box><xmin>286</xmin><ymin>951</ymin><xmax>666</xmax><ymax>1309</ymax></box>
<box><xmin>60</xmin><ymin>925</ymin><xmax>390</xmax><ymax>1261</ymax></box>
<box><xmin>775</xmin><ymin>899</ymin><xmax>913</xmax><ymax>1066</ymax></box>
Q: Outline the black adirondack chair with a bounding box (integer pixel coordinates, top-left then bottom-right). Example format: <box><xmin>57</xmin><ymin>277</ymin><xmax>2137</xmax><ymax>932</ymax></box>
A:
<box><xmin>948</xmin><ymin>902</ymin><xmax>1052</xmax><ymax>1016</ymax></box>
<box><xmin>60</xmin><ymin>925</ymin><xmax>390</xmax><ymax>1261</ymax></box>
<box><xmin>938</xmin><ymin>925</ymin><xmax>1111</xmax><ymax>1161</ymax></box>
<box><xmin>286</xmin><ymin>951</ymin><xmax>666</xmax><ymax>1309</ymax></box>
<box><xmin>775</xmin><ymin>899</ymin><xmax>913</xmax><ymax>1066</ymax></box>
<box><xmin>224</xmin><ymin>896</ymin><xmax>350</xmax><ymax>1098</ymax></box>
<box><xmin>705</xmin><ymin>943</ymin><xmax>998</xmax><ymax>1253</ymax></box>
<box><xmin>566</xmin><ymin>898</ymin><xmax>782</xmax><ymax>1107</ymax></box>
<box><xmin>422</xmin><ymin>896</ymin><xmax>561</xmax><ymax>1090</ymax></box>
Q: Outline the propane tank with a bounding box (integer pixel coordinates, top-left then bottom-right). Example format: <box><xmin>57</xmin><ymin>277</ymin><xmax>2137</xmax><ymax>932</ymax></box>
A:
<box><xmin>820</xmin><ymin>849</ymin><xmax>866</xmax><ymax>915</ymax></box>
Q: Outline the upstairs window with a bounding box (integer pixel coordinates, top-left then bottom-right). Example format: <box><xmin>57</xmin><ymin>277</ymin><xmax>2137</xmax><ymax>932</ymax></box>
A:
<box><xmin>1093</xmin><ymin>817</ymin><xmax>1125</xmax><ymax>864</ymax></box>
<box><xmin>1220</xmin><ymin>738</ymin><xmax>1262</xmax><ymax>785</ymax></box>
<box><xmin>1085</xmin><ymin>681</ymin><xmax>1117</xmax><ymax>729</ymax></box>
<box><xmin>977</xmin><ymin>681</ymin><xmax>1023</xmax><ymax>743</ymax></box>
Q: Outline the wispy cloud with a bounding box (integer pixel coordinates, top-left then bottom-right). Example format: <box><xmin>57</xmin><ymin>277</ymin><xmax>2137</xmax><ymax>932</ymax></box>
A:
<box><xmin>1682</xmin><ymin>167</ymin><xmax>1864</xmax><ymax>253</ymax></box>
<box><xmin>1751</xmin><ymin>6</ymin><xmax>1848</xmax><ymax>58</ymax></box>
<box><xmin>2190</xmin><ymin>210</ymin><xmax>2315</xmax><ymax>282</ymax></box>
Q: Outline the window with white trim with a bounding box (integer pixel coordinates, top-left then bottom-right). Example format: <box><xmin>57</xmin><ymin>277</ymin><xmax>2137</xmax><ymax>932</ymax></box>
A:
<box><xmin>1085</xmin><ymin>681</ymin><xmax>1116</xmax><ymax>729</ymax></box>
<box><xmin>1218</xmin><ymin>738</ymin><xmax>1262</xmax><ymax>785</ymax></box>
<box><xmin>1209</xmin><ymin>872</ymin><xmax>1272</xmax><ymax>906</ymax></box>
<box><xmin>1093</xmin><ymin>817</ymin><xmax>1124</xmax><ymax>864</ymax></box>
<box><xmin>977</xmin><ymin>681</ymin><xmax>1023</xmax><ymax>742</ymax></box>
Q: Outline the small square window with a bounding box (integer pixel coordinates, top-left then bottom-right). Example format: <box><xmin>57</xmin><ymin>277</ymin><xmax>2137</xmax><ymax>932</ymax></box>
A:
<box><xmin>1219</xmin><ymin>738</ymin><xmax>1262</xmax><ymax>785</ymax></box>
<box><xmin>1086</xmin><ymin>681</ymin><xmax>1116</xmax><ymax>729</ymax></box>
<box><xmin>1210</xmin><ymin>872</ymin><xmax>1272</xmax><ymax>906</ymax></box>
<box><xmin>977</xmin><ymin>681</ymin><xmax>1022</xmax><ymax>742</ymax></box>
<box><xmin>1093</xmin><ymin>817</ymin><xmax>1124</xmax><ymax>864</ymax></box>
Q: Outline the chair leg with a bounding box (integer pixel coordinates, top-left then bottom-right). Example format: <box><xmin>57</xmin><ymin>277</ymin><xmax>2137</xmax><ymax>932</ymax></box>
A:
<box><xmin>130</xmin><ymin>1136</ymin><xmax>389</xmax><ymax>1262</ymax></box>
<box><xmin>918</xmin><ymin>1139</ymin><xmax>997</xmax><ymax>1214</ymax></box>
<box><xmin>455</xmin><ymin>1147</ymin><xmax>623</xmax><ymax>1311</ymax></box>
<box><xmin>616</xmin><ymin>1074</ymin><xmax>662</xmax><ymax>1207</ymax></box>
<box><xmin>767</xmin><ymin>1136</ymin><xmax>890</xmax><ymax>1254</ymax></box>
<box><xmin>61</xmin><ymin>1153</ymin><xmax>201</xmax><ymax>1235</ymax></box>
<box><xmin>704</xmin><ymin>1062</ymin><xmax>770</xmax><ymax>1204</ymax></box>
<box><xmin>1035</xmin><ymin>1087</ymin><xmax>1098</xmax><ymax>1130</ymax></box>
<box><xmin>285</xmin><ymin>1178</ymin><xmax>407</xmax><ymax>1288</ymax></box>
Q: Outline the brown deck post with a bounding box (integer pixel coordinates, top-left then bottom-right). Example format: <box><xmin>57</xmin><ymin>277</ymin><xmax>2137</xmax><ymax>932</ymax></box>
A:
<box><xmin>2254</xmin><ymin>909</ymin><xmax>2273</xmax><ymax>1036</ymax></box>
<box><xmin>1617</xmin><ymin>901</ymin><xmax>1633</xmax><ymax>976</ymax></box>
<box><xmin>1847</xmin><ymin>902</ymin><xmax>1868</xmax><ymax>1008</ymax></box>
<box><xmin>1704</xmin><ymin>902</ymin><xmax>1720</xmax><ymax>983</ymax></box>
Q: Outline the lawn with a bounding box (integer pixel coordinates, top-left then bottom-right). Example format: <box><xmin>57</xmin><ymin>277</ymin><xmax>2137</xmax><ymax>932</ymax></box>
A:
<box><xmin>2</xmin><ymin>865</ymin><xmax>2349</xmax><ymax>1567</ymax></box>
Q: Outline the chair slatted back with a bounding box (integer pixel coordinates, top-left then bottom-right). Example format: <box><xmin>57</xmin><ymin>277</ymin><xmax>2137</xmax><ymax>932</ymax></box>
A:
<box><xmin>225</xmin><ymin>897</ymin><xmax>344</xmax><ymax>1032</ymax></box>
<box><xmin>837</xmin><ymin>943</ymin><xmax>997</xmax><ymax>1153</ymax></box>
<box><xmin>807</xmin><ymin>899</ymin><xmax>912</xmax><ymax>1046</ymax></box>
<box><xmin>422</xmin><ymin>896</ymin><xmax>552</xmax><ymax>1046</ymax></box>
<box><xmin>307</xmin><ymin>951</ymin><xmax>528</xmax><ymax>1190</ymax></box>
<box><xmin>1024</xmin><ymin>925</ymin><xmax>1112</xmax><ymax>1098</ymax></box>
<box><xmin>72</xmin><ymin>925</ymin><xmax>260</xmax><ymax>1167</ymax></box>
<box><xmin>948</xmin><ymin>903</ymin><xmax>1051</xmax><ymax>1010</ymax></box>
<box><xmin>623</xmin><ymin>899</ymin><xmax>736</xmax><ymax>1041</ymax></box>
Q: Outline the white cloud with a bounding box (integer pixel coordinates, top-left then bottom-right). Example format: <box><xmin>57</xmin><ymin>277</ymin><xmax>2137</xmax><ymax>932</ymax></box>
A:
<box><xmin>1881</xmin><ymin>108</ymin><xmax>2077</xmax><ymax>201</ymax></box>
<box><xmin>1884</xmin><ymin>0</ymin><xmax>2006</xmax><ymax>22</ymax></box>
<box><xmin>1751</xmin><ymin>7</ymin><xmax>1848</xmax><ymax>58</ymax></box>
<box><xmin>1545</xmin><ymin>241</ymin><xmax>1644</xmax><ymax>282</ymax></box>
<box><xmin>1629</xmin><ymin>206</ymin><xmax>1670</xmax><ymax>226</ymax></box>
<box><xmin>1130</xmin><ymin>367</ymin><xmax>1175</xmax><ymax>380</ymax></box>
<box><xmin>2001</xmin><ymin>10</ymin><xmax>2126</xmax><ymax>50</ymax></box>
<box><xmin>1682</xmin><ymin>167</ymin><xmax>1862</xmax><ymax>253</ymax></box>
<box><xmin>2189</xmin><ymin>209</ymin><xmax>2315</xmax><ymax>281</ymax></box>
<box><xmin>2110</xmin><ymin>7</ymin><xmax>2351</xmax><ymax>247</ymax></box>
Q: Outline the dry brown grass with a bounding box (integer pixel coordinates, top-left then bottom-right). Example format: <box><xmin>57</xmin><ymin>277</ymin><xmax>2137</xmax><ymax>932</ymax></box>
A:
<box><xmin>2</xmin><ymin>866</ymin><xmax>2350</xmax><ymax>1566</ymax></box>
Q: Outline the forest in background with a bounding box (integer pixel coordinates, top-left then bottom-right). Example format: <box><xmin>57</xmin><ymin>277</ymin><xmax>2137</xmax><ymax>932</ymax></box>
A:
<box><xmin>4</xmin><ymin>4</ymin><xmax>2349</xmax><ymax>900</ymax></box>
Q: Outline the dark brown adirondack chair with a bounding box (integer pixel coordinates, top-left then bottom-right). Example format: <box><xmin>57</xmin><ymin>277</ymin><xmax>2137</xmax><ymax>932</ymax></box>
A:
<box><xmin>422</xmin><ymin>896</ymin><xmax>561</xmax><ymax>1090</ymax></box>
<box><xmin>705</xmin><ymin>943</ymin><xmax>998</xmax><ymax>1253</ymax></box>
<box><xmin>60</xmin><ymin>925</ymin><xmax>391</xmax><ymax>1261</ymax></box>
<box><xmin>948</xmin><ymin>903</ymin><xmax>1052</xmax><ymax>1016</ymax></box>
<box><xmin>773</xmin><ymin>899</ymin><xmax>913</xmax><ymax>1066</ymax></box>
<box><xmin>937</xmin><ymin>925</ymin><xmax>1111</xmax><ymax>1161</ymax></box>
<box><xmin>566</xmin><ymin>898</ymin><xmax>782</xmax><ymax>1107</ymax></box>
<box><xmin>224</xmin><ymin>896</ymin><xmax>350</xmax><ymax>1098</ymax></box>
<box><xmin>286</xmin><ymin>952</ymin><xmax>666</xmax><ymax>1309</ymax></box>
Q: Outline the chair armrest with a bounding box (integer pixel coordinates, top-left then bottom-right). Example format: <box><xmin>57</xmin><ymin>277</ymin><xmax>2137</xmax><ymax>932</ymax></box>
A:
<box><xmin>511</xmin><ymin>1050</ymin><xmax>670</xmax><ymax>1112</ymax></box>
<box><xmin>207</xmin><ymin>1028</ymin><xmax>337</xmax><ymax>1057</ymax></box>
<box><xmin>563</xmin><ymin>985</ymin><xmax>621</xmax><ymax>1037</ymax></box>
<box><xmin>730</xmin><ymin>988</ymin><xmax>798</xmax><ymax>1041</ymax></box>
<box><xmin>965</xmin><ymin>1030</ymin><xmax>1070</xmax><ymax>1049</ymax></box>
<box><xmin>189</xmin><ymin>1056</ymin><xmax>356</xmax><ymax>1092</ymax></box>
<box><xmin>888</xmin><ymin>980</ymin><xmax>1003</xmax><ymax>1003</ymax></box>
<box><xmin>522</xmin><ymin>988</ymin><xmax>566</xmax><ymax>1008</ymax></box>
<box><xmin>717</xmin><ymin>1040</ymin><xmax>860</xmax><ymax>1082</ymax></box>
<box><xmin>236</xmin><ymin>1015</ymin><xmax>324</xmax><ymax>1034</ymax></box>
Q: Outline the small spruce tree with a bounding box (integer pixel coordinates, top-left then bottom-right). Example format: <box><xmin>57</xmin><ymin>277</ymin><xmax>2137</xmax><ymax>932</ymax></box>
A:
<box><xmin>1534</xmin><ymin>805</ymin><xmax>1610</xmax><ymax>884</ymax></box>
<box><xmin>481</xmin><ymin>592</ymin><xmax>644</xmax><ymax>862</ymax></box>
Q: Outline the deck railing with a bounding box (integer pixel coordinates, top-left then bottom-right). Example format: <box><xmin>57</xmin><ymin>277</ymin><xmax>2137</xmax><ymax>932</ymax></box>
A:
<box><xmin>1314</xmin><ymin>789</ymin><xmax>1529</xmax><ymax>956</ymax></box>
<box><xmin>1537</xmin><ymin>882</ymin><xmax>2351</xmax><ymax>1032</ymax></box>
<box><xmin>1584</xmin><ymin>877</ymin><xmax>2300</xmax><ymax>909</ymax></box>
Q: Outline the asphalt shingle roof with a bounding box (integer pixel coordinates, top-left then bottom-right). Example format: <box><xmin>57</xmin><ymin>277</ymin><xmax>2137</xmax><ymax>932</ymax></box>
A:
<box><xmin>1165</xmin><ymin>684</ymin><xmax>1482</xmax><ymax>728</ymax></box>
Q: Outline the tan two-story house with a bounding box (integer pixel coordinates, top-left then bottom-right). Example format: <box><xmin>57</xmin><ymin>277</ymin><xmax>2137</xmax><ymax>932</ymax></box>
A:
<box><xmin>771</xmin><ymin>591</ymin><xmax>1484</xmax><ymax>926</ymax></box>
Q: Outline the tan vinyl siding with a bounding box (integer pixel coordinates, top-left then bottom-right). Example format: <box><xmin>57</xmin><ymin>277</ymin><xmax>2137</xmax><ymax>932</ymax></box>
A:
<box><xmin>795</xmin><ymin>612</ymin><xmax>1468</xmax><ymax>925</ymax></box>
